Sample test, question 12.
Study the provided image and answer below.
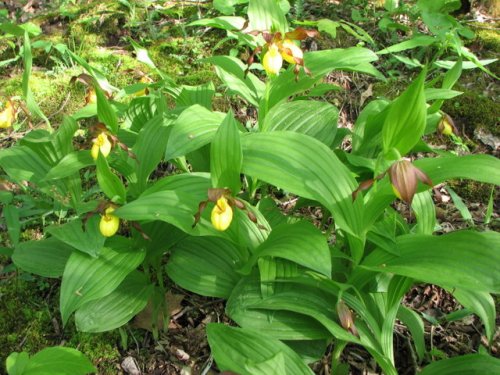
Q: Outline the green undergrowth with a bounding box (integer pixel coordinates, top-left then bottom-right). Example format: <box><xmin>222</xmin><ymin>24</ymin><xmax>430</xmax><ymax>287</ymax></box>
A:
<box><xmin>0</xmin><ymin>274</ymin><xmax>120</xmax><ymax>374</ymax></box>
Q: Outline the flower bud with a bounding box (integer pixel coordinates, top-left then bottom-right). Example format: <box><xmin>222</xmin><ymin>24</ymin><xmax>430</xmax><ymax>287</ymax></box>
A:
<box><xmin>99</xmin><ymin>207</ymin><xmax>120</xmax><ymax>237</ymax></box>
<box><xmin>262</xmin><ymin>44</ymin><xmax>283</xmax><ymax>76</ymax></box>
<box><xmin>211</xmin><ymin>197</ymin><xmax>233</xmax><ymax>231</ymax></box>
<box><xmin>336</xmin><ymin>300</ymin><xmax>359</xmax><ymax>337</ymax></box>
<box><xmin>389</xmin><ymin>159</ymin><xmax>433</xmax><ymax>204</ymax></box>
<box><xmin>91</xmin><ymin>132</ymin><xmax>112</xmax><ymax>160</ymax></box>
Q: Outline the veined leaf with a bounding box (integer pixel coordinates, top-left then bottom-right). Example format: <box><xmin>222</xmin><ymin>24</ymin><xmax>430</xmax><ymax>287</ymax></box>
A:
<box><xmin>60</xmin><ymin>238</ymin><xmax>145</xmax><ymax>325</ymax></box>
<box><xmin>227</xmin><ymin>273</ymin><xmax>331</xmax><ymax>340</ymax></box>
<box><xmin>128</xmin><ymin>115</ymin><xmax>173</xmax><ymax>196</ymax></box>
<box><xmin>241</xmin><ymin>132</ymin><xmax>363</xmax><ymax>237</ymax></box>
<box><xmin>165</xmin><ymin>105</ymin><xmax>226</xmax><ymax>160</ymax></box>
<box><xmin>96</xmin><ymin>153</ymin><xmax>127</xmax><ymax>204</ymax></box>
<box><xmin>411</xmin><ymin>191</ymin><xmax>436</xmax><ymax>234</ymax></box>
<box><xmin>377</xmin><ymin>35</ymin><xmax>436</xmax><ymax>55</ymax></box>
<box><xmin>12</xmin><ymin>347</ymin><xmax>95</xmax><ymax>375</ymax></box>
<box><xmin>176</xmin><ymin>82</ymin><xmax>215</xmax><ymax>110</ymax></box>
<box><xmin>361</xmin><ymin>231</ymin><xmax>500</xmax><ymax>293</ymax></box>
<box><xmin>247</xmin><ymin>0</ymin><xmax>288</xmax><ymax>34</ymax></box>
<box><xmin>95</xmin><ymin>85</ymin><xmax>118</xmax><ymax>134</ymax></box>
<box><xmin>452</xmin><ymin>288</ymin><xmax>496</xmax><ymax>343</ymax></box>
<box><xmin>12</xmin><ymin>238</ymin><xmax>74</xmax><ymax>278</ymax></box>
<box><xmin>22</xmin><ymin>32</ymin><xmax>50</xmax><ymax>129</ymax></box>
<box><xmin>382</xmin><ymin>69</ymin><xmax>426</xmax><ymax>155</ymax></box>
<box><xmin>167</xmin><ymin>236</ymin><xmax>247</xmax><ymax>298</ymax></box>
<box><xmin>239</xmin><ymin>221</ymin><xmax>331</xmax><ymax>277</ymax></box>
<box><xmin>207</xmin><ymin>324</ymin><xmax>314</xmax><ymax>375</ymax></box>
<box><xmin>210</xmin><ymin>111</ymin><xmax>243</xmax><ymax>194</ymax></box>
<box><xmin>397</xmin><ymin>306</ymin><xmax>425</xmax><ymax>362</ymax></box>
<box><xmin>419</xmin><ymin>354</ymin><xmax>500</xmax><ymax>375</ymax></box>
<box><xmin>75</xmin><ymin>271</ymin><xmax>153</xmax><ymax>332</ymax></box>
<box><xmin>46</xmin><ymin>216</ymin><xmax>105</xmax><ymax>258</ymax></box>
<box><xmin>44</xmin><ymin>151</ymin><xmax>94</xmax><ymax>181</ymax></box>
<box><xmin>203</xmin><ymin>56</ymin><xmax>264</xmax><ymax>106</ymax></box>
<box><xmin>261</xmin><ymin>100</ymin><xmax>338</xmax><ymax>147</ymax></box>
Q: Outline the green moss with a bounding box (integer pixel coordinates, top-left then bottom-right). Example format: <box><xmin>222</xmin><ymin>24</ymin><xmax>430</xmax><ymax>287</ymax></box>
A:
<box><xmin>0</xmin><ymin>276</ymin><xmax>120</xmax><ymax>374</ymax></box>
<box><xmin>442</xmin><ymin>86</ymin><xmax>499</xmax><ymax>137</ymax></box>
<box><xmin>448</xmin><ymin>180</ymin><xmax>496</xmax><ymax>203</ymax></box>
<box><xmin>470</xmin><ymin>24</ymin><xmax>500</xmax><ymax>53</ymax></box>
<box><xmin>2</xmin><ymin>68</ymin><xmax>87</xmax><ymax>127</ymax></box>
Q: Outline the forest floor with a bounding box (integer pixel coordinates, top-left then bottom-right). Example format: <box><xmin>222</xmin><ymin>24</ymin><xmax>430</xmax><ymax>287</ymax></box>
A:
<box><xmin>0</xmin><ymin>1</ymin><xmax>499</xmax><ymax>374</ymax></box>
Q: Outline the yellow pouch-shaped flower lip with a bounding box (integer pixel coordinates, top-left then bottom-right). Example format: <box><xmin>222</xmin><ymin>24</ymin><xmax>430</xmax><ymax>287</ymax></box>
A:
<box><xmin>91</xmin><ymin>132</ymin><xmax>112</xmax><ymax>160</ymax></box>
<box><xmin>211</xmin><ymin>197</ymin><xmax>233</xmax><ymax>231</ymax></box>
<box><xmin>263</xmin><ymin>44</ymin><xmax>283</xmax><ymax>76</ymax></box>
<box><xmin>0</xmin><ymin>101</ymin><xmax>15</xmax><ymax>129</ymax></box>
<box><xmin>100</xmin><ymin>207</ymin><xmax>120</xmax><ymax>237</ymax></box>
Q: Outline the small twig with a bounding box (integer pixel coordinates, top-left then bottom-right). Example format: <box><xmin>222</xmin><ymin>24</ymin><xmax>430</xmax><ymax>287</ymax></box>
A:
<box><xmin>47</xmin><ymin>91</ymin><xmax>72</xmax><ymax>121</ymax></box>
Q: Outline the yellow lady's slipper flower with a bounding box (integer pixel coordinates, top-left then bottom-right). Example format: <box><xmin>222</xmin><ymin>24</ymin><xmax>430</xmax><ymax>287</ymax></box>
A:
<box><xmin>0</xmin><ymin>101</ymin><xmax>15</xmax><ymax>129</ymax></box>
<box><xmin>211</xmin><ymin>196</ymin><xmax>233</xmax><ymax>231</ymax></box>
<box><xmin>438</xmin><ymin>113</ymin><xmax>456</xmax><ymax>136</ymax></box>
<box><xmin>134</xmin><ymin>76</ymin><xmax>153</xmax><ymax>97</ymax></box>
<box><xmin>99</xmin><ymin>207</ymin><xmax>120</xmax><ymax>237</ymax></box>
<box><xmin>91</xmin><ymin>132</ymin><xmax>112</xmax><ymax>160</ymax></box>
<box><xmin>85</xmin><ymin>88</ymin><xmax>97</xmax><ymax>105</ymax></box>
<box><xmin>280</xmin><ymin>39</ymin><xmax>303</xmax><ymax>64</ymax></box>
<box><xmin>262</xmin><ymin>43</ymin><xmax>283</xmax><ymax>76</ymax></box>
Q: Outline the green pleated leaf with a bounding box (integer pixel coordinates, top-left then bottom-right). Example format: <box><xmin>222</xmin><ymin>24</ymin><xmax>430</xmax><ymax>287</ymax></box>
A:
<box><xmin>397</xmin><ymin>306</ymin><xmax>425</xmax><ymax>362</ymax></box>
<box><xmin>382</xmin><ymin>69</ymin><xmax>426</xmax><ymax>155</ymax></box>
<box><xmin>362</xmin><ymin>231</ymin><xmax>500</xmax><ymax>293</ymax></box>
<box><xmin>411</xmin><ymin>191</ymin><xmax>436</xmax><ymax>234</ymax></box>
<box><xmin>18</xmin><ymin>347</ymin><xmax>95</xmax><ymax>375</ymax></box>
<box><xmin>452</xmin><ymin>288</ymin><xmax>496</xmax><ymax>343</ymax></box>
<box><xmin>203</xmin><ymin>56</ymin><xmax>264</xmax><ymax>107</ymax></box>
<box><xmin>46</xmin><ymin>216</ymin><xmax>105</xmax><ymax>258</ymax></box>
<box><xmin>167</xmin><ymin>236</ymin><xmax>247</xmax><ymax>298</ymax></box>
<box><xmin>75</xmin><ymin>271</ymin><xmax>153</xmax><ymax>332</ymax></box>
<box><xmin>262</xmin><ymin>47</ymin><xmax>379</xmax><ymax>118</ymax></box>
<box><xmin>247</xmin><ymin>0</ymin><xmax>288</xmax><ymax>34</ymax></box>
<box><xmin>207</xmin><ymin>324</ymin><xmax>314</xmax><ymax>375</ymax></box>
<box><xmin>6</xmin><ymin>351</ymin><xmax>29</xmax><ymax>375</ymax></box>
<box><xmin>165</xmin><ymin>105</ymin><xmax>226</xmax><ymax>160</ymax></box>
<box><xmin>128</xmin><ymin>115</ymin><xmax>173</xmax><ymax>195</ymax></box>
<box><xmin>210</xmin><ymin>111</ymin><xmax>242</xmax><ymax>194</ymax></box>
<box><xmin>0</xmin><ymin>145</ymin><xmax>50</xmax><ymax>186</ymax></box>
<box><xmin>419</xmin><ymin>354</ymin><xmax>500</xmax><ymax>375</ymax></box>
<box><xmin>227</xmin><ymin>273</ymin><xmax>331</xmax><ymax>340</ymax></box>
<box><xmin>176</xmin><ymin>82</ymin><xmax>215</xmax><ymax>109</ymax></box>
<box><xmin>60</xmin><ymin>238</ymin><xmax>145</xmax><ymax>325</ymax></box>
<box><xmin>241</xmin><ymin>131</ymin><xmax>362</xmax><ymax>237</ymax></box>
<box><xmin>22</xmin><ymin>32</ymin><xmax>50</xmax><ymax>129</ymax></box>
<box><xmin>377</xmin><ymin>35</ymin><xmax>436</xmax><ymax>55</ymax></box>
<box><xmin>142</xmin><ymin>172</ymin><xmax>211</xmax><ymax>199</ymax></box>
<box><xmin>44</xmin><ymin>151</ymin><xmax>94</xmax><ymax>180</ymax></box>
<box><xmin>261</xmin><ymin>100</ymin><xmax>338</xmax><ymax>146</ymax></box>
<box><xmin>96</xmin><ymin>152</ymin><xmax>127</xmax><ymax>204</ymax></box>
<box><xmin>95</xmin><ymin>84</ymin><xmax>118</xmax><ymax>134</ymax></box>
<box><xmin>3</xmin><ymin>204</ymin><xmax>20</xmax><ymax>246</ymax></box>
<box><xmin>12</xmin><ymin>238</ymin><xmax>74</xmax><ymax>278</ymax></box>
<box><xmin>114</xmin><ymin>190</ymin><xmax>197</xmax><ymax>233</ymax></box>
<box><xmin>239</xmin><ymin>221</ymin><xmax>331</xmax><ymax>276</ymax></box>
<box><xmin>415</xmin><ymin>154</ymin><xmax>500</xmax><ymax>185</ymax></box>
